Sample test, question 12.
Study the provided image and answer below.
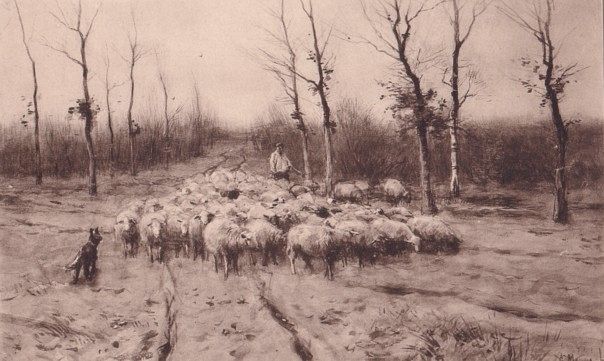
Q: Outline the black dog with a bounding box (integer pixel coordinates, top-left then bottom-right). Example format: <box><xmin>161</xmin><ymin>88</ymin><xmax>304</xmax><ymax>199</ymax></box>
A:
<box><xmin>65</xmin><ymin>227</ymin><xmax>102</xmax><ymax>284</ymax></box>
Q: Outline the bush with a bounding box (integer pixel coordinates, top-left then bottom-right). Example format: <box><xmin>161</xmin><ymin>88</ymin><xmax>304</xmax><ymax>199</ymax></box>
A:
<box><xmin>249</xmin><ymin>101</ymin><xmax>603</xmax><ymax>189</ymax></box>
<box><xmin>0</xmin><ymin>109</ymin><xmax>222</xmax><ymax>178</ymax></box>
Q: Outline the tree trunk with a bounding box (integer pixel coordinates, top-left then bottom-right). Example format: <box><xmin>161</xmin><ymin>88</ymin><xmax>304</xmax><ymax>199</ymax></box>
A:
<box><xmin>32</xmin><ymin>62</ymin><xmax>42</xmax><ymax>185</ymax></box>
<box><xmin>81</xmin><ymin>39</ymin><xmax>97</xmax><ymax>196</ymax></box>
<box><xmin>417</xmin><ymin>123</ymin><xmax>437</xmax><ymax>214</ymax></box>
<box><xmin>449</xmin><ymin>42</ymin><xmax>461</xmax><ymax>198</ymax></box>
<box><xmin>105</xmin><ymin>86</ymin><xmax>115</xmax><ymax>177</ymax></box>
<box><xmin>548</xmin><ymin>88</ymin><xmax>568</xmax><ymax>223</ymax></box>
<box><xmin>300</xmin><ymin>128</ymin><xmax>312</xmax><ymax>182</ymax></box>
<box><xmin>127</xmin><ymin>64</ymin><xmax>137</xmax><ymax>176</ymax></box>
<box><xmin>449</xmin><ymin>125</ymin><xmax>460</xmax><ymax>197</ymax></box>
<box><xmin>323</xmin><ymin>125</ymin><xmax>333</xmax><ymax>196</ymax></box>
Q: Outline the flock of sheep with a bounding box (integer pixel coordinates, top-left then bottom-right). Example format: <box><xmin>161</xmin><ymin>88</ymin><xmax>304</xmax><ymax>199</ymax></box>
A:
<box><xmin>114</xmin><ymin>167</ymin><xmax>462</xmax><ymax>280</ymax></box>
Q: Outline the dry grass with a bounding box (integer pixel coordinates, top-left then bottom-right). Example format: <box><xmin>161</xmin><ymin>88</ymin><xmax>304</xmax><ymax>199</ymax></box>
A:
<box><xmin>0</xmin><ymin>109</ymin><xmax>223</xmax><ymax>178</ymax></box>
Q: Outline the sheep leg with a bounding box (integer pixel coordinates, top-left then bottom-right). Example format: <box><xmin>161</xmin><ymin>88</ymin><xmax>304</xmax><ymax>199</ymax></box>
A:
<box><xmin>213</xmin><ymin>254</ymin><xmax>219</xmax><ymax>273</ymax></box>
<box><xmin>222</xmin><ymin>252</ymin><xmax>229</xmax><ymax>280</ymax></box>
<box><xmin>271</xmin><ymin>246</ymin><xmax>279</xmax><ymax>266</ymax></box>
<box><xmin>289</xmin><ymin>255</ymin><xmax>296</xmax><ymax>275</ymax></box>
<box><xmin>327</xmin><ymin>259</ymin><xmax>335</xmax><ymax>281</ymax></box>
<box><xmin>288</xmin><ymin>247</ymin><xmax>297</xmax><ymax>274</ymax></box>
<box><xmin>262</xmin><ymin>247</ymin><xmax>269</xmax><ymax>267</ymax></box>
<box><xmin>232</xmin><ymin>252</ymin><xmax>240</xmax><ymax>276</ymax></box>
<box><xmin>148</xmin><ymin>244</ymin><xmax>154</xmax><ymax>263</ymax></box>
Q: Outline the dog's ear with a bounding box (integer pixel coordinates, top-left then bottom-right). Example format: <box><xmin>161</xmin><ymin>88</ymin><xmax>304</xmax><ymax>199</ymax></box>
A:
<box><xmin>89</xmin><ymin>228</ymin><xmax>94</xmax><ymax>234</ymax></box>
<box><xmin>95</xmin><ymin>227</ymin><xmax>99</xmax><ymax>233</ymax></box>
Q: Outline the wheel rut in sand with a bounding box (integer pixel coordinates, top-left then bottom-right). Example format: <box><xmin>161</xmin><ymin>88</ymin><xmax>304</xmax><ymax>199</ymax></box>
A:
<box><xmin>259</xmin><ymin>295</ymin><xmax>314</xmax><ymax>361</ymax></box>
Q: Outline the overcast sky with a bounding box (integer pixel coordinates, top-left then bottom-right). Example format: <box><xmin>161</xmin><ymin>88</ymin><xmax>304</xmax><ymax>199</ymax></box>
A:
<box><xmin>0</xmin><ymin>0</ymin><xmax>602</xmax><ymax>129</ymax></box>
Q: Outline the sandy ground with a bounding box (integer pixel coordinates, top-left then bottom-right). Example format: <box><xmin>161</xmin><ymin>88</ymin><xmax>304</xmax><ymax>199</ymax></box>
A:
<box><xmin>0</xmin><ymin>140</ymin><xmax>602</xmax><ymax>360</ymax></box>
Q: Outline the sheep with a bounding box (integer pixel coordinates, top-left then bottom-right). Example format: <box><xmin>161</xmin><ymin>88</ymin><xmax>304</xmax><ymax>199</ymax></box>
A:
<box><xmin>259</xmin><ymin>190</ymin><xmax>289</xmax><ymax>204</ymax></box>
<box><xmin>326</xmin><ymin>218</ymin><xmax>375</xmax><ymax>268</ymax></box>
<box><xmin>369</xmin><ymin>218</ymin><xmax>421</xmax><ymax>256</ymax></box>
<box><xmin>406</xmin><ymin>216</ymin><xmax>461</xmax><ymax>254</ymax></box>
<box><xmin>235</xmin><ymin>170</ymin><xmax>249</xmax><ymax>182</ymax></box>
<box><xmin>186</xmin><ymin>210</ymin><xmax>215</xmax><ymax>260</ymax></box>
<box><xmin>378</xmin><ymin>179</ymin><xmax>411</xmax><ymax>204</ymax></box>
<box><xmin>286</xmin><ymin>224</ymin><xmax>344</xmax><ymax>280</ymax></box>
<box><xmin>353</xmin><ymin>180</ymin><xmax>371</xmax><ymax>193</ymax></box>
<box><xmin>383</xmin><ymin>206</ymin><xmax>413</xmax><ymax>223</ymax></box>
<box><xmin>203</xmin><ymin>217</ymin><xmax>250</xmax><ymax>279</ymax></box>
<box><xmin>165</xmin><ymin>211</ymin><xmax>190</xmax><ymax>258</ymax></box>
<box><xmin>143</xmin><ymin>198</ymin><xmax>163</xmax><ymax>213</ymax></box>
<box><xmin>333</xmin><ymin>182</ymin><xmax>365</xmax><ymax>203</ymax></box>
<box><xmin>140</xmin><ymin>211</ymin><xmax>168</xmax><ymax>263</ymax></box>
<box><xmin>209</xmin><ymin>170</ymin><xmax>231</xmax><ymax>184</ymax></box>
<box><xmin>303</xmin><ymin>179</ymin><xmax>320</xmax><ymax>193</ymax></box>
<box><xmin>125</xmin><ymin>200</ymin><xmax>145</xmax><ymax>216</ymax></box>
<box><xmin>289</xmin><ymin>184</ymin><xmax>311</xmax><ymax>197</ymax></box>
<box><xmin>245</xmin><ymin>219</ymin><xmax>285</xmax><ymax>266</ymax></box>
<box><xmin>114</xmin><ymin>209</ymin><xmax>140</xmax><ymax>258</ymax></box>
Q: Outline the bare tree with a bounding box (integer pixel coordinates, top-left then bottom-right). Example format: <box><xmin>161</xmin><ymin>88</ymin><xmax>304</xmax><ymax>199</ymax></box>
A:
<box><xmin>297</xmin><ymin>0</ymin><xmax>336</xmax><ymax>196</ymax></box>
<box><xmin>14</xmin><ymin>0</ymin><xmax>42</xmax><ymax>185</ymax></box>
<box><xmin>499</xmin><ymin>0</ymin><xmax>584</xmax><ymax>223</ymax></box>
<box><xmin>260</xmin><ymin>0</ymin><xmax>313</xmax><ymax>183</ymax></box>
<box><xmin>118</xmin><ymin>11</ymin><xmax>144</xmax><ymax>176</ymax></box>
<box><xmin>359</xmin><ymin>0</ymin><xmax>444</xmax><ymax>214</ymax></box>
<box><xmin>156</xmin><ymin>55</ymin><xmax>183</xmax><ymax>170</ymax></box>
<box><xmin>442</xmin><ymin>0</ymin><xmax>489</xmax><ymax>198</ymax></box>
<box><xmin>103</xmin><ymin>46</ymin><xmax>123</xmax><ymax>178</ymax></box>
<box><xmin>44</xmin><ymin>0</ymin><xmax>101</xmax><ymax>196</ymax></box>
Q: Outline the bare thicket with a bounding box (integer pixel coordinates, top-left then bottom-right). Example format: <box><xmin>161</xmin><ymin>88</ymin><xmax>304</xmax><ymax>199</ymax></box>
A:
<box><xmin>359</xmin><ymin>0</ymin><xmax>444</xmax><ymax>214</ymax></box>
<box><xmin>499</xmin><ymin>0</ymin><xmax>585</xmax><ymax>223</ymax></box>
<box><xmin>118</xmin><ymin>11</ymin><xmax>145</xmax><ymax>176</ymax></box>
<box><xmin>44</xmin><ymin>0</ymin><xmax>101</xmax><ymax>196</ymax></box>
<box><xmin>260</xmin><ymin>0</ymin><xmax>313</xmax><ymax>183</ymax></box>
<box><xmin>156</xmin><ymin>53</ymin><xmax>184</xmax><ymax>170</ymax></box>
<box><xmin>14</xmin><ymin>0</ymin><xmax>42</xmax><ymax>185</ymax></box>
<box><xmin>103</xmin><ymin>46</ymin><xmax>124</xmax><ymax>178</ymax></box>
<box><xmin>442</xmin><ymin>0</ymin><xmax>489</xmax><ymax>198</ymax></box>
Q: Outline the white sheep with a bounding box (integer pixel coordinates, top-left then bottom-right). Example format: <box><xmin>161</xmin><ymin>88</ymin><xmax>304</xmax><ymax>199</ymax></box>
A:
<box><xmin>259</xmin><ymin>190</ymin><xmax>290</xmax><ymax>204</ymax></box>
<box><xmin>286</xmin><ymin>224</ymin><xmax>343</xmax><ymax>280</ymax></box>
<box><xmin>114</xmin><ymin>209</ymin><xmax>140</xmax><ymax>258</ymax></box>
<box><xmin>326</xmin><ymin>218</ymin><xmax>376</xmax><ymax>267</ymax></box>
<box><xmin>378</xmin><ymin>178</ymin><xmax>411</xmax><ymax>204</ymax></box>
<box><xmin>245</xmin><ymin>219</ymin><xmax>285</xmax><ymax>266</ymax></box>
<box><xmin>383</xmin><ymin>206</ymin><xmax>413</xmax><ymax>223</ymax></box>
<box><xmin>186</xmin><ymin>210</ymin><xmax>215</xmax><ymax>260</ymax></box>
<box><xmin>203</xmin><ymin>217</ymin><xmax>250</xmax><ymax>279</ymax></box>
<box><xmin>369</xmin><ymin>218</ymin><xmax>421</xmax><ymax>256</ymax></box>
<box><xmin>140</xmin><ymin>211</ymin><xmax>168</xmax><ymax>263</ymax></box>
<box><xmin>165</xmin><ymin>211</ymin><xmax>190</xmax><ymax>258</ymax></box>
<box><xmin>289</xmin><ymin>184</ymin><xmax>311</xmax><ymax>197</ymax></box>
<box><xmin>143</xmin><ymin>198</ymin><xmax>163</xmax><ymax>213</ymax></box>
<box><xmin>406</xmin><ymin>216</ymin><xmax>461</xmax><ymax>254</ymax></box>
<box><xmin>333</xmin><ymin>182</ymin><xmax>365</xmax><ymax>203</ymax></box>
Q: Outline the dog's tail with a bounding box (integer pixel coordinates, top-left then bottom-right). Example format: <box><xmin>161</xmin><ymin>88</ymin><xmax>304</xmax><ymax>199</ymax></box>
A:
<box><xmin>64</xmin><ymin>250</ymin><xmax>82</xmax><ymax>271</ymax></box>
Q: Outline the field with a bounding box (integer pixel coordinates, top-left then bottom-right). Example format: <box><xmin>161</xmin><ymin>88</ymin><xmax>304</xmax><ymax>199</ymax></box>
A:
<box><xmin>0</xmin><ymin>140</ymin><xmax>602</xmax><ymax>361</ymax></box>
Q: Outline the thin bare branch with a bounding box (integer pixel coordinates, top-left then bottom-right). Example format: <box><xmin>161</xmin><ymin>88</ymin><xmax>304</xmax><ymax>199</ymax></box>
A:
<box><xmin>41</xmin><ymin>40</ymin><xmax>82</xmax><ymax>65</ymax></box>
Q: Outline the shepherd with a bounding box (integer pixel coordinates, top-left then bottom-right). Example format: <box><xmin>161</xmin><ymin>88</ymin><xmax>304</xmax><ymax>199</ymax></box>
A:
<box><xmin>269</xmin><ymin>142</ymin><xmax>301</xmax><ymax>181</ymax></box>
